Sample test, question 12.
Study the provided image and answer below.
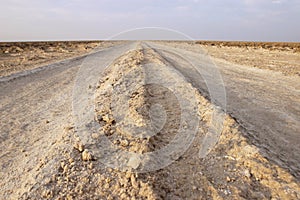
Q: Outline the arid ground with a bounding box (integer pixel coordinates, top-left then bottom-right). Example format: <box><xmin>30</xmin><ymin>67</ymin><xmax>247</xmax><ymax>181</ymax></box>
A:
<box><xmin>0</xmin><ymin>41</ymin><xmax>299</xmax><ymax>199</ymax></box>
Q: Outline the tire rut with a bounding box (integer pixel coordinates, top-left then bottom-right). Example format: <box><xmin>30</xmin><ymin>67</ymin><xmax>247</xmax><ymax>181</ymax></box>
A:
<box><xmin>1</xmin><ymin>42</ymin><xmax>299</xmax><ymax>199</ymax></box>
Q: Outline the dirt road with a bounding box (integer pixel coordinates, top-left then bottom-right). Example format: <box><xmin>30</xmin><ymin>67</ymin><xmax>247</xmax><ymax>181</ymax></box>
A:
<box><xmin>148</xmin><ymin>41</ymin><xmax>300</xmax><ymax>176</ymax></box>
<box><xmin>0</xmin><ymin>41</ymin><xmax>299</xmax><ymax>199</ymax></box>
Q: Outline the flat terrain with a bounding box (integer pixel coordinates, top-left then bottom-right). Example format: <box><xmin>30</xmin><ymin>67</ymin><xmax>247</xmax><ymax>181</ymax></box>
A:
<box><xmin>198</xmin><ymin>41</ymin><xmax>300</xmax><ymax>76</ymax></box>
<box><xmin>0</xmin><ymin>41</ymin><xmax>116</xmax><ymax>77</ymax></box>
<box><xmin>0</xmin><ymin>41</ymin><xmax>299</xmax><ymax>199</ymax></box>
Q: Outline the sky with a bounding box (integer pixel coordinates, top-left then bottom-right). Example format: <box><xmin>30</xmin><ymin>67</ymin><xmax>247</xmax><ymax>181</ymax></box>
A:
<box><xmin>0</xmin><ymin>0</ymin><xmax>299</xmax><ymax>41</ymax></box>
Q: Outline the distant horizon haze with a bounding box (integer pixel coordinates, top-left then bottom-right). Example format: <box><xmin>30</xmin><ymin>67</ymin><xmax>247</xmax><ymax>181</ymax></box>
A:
<box><xmin>1</xmin><ymin>0</ymin><xmax>299</xmax><ymax>42</ymax></box>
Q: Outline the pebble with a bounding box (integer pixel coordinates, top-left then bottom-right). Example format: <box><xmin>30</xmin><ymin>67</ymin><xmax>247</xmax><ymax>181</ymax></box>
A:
<box><xmin>97</xmin><ymin>115</ymin><xmax>103</xmax><ymax>122</ymax></box>
<box><xmin>121</xmin><ymin>139</ymin><xmax>129</xmax><ymax>147</ymax></box>
<box><xmin>60</xmin><ymin>161</ymin><xmax>66</xmax><ymax>169</ymax></box>
<box><xmin>14</xmin><ymin>47</ymin><xmax>23</xmax><ymax>52</ymax></box>
<box><xmin>131</xmin><ymin>174</ymin><xmax>139</xmax><ymax>189</ymax></box>
<box><xmin>88</xmin><ymin>163</ymin><xmax>93</xmax><ymax>169</ymax></box>
<box><xmin>120</xmin><ymin>193</ymin><xmax>127</xmax><ymax>199</ymax></box>
<box><xmin>127</xmin><ymin>155</ymin><xmax>141</xmax><ymax>169</ymax></box>
<box><xmin>244</xmin><ymin>169</ymin><xmax>251</xmax><ymax>178</ymax></box>
<box><xmin>226</xmin><ymin>176</ymin><xmax>231</xmax><ymax>182</ymax></box>
<box><xmin>82</xmin><ymin>149</ymin><xmax>93</xmax><ymax>161</ymax></box>
<box><xmin>104</xmin><ymin>183</ymin><xmax>110</xmax><ymax>189</ymax></box>
<box><xmin>102</xmin><ymin>114</ymin><xmax>110</xmax><ymax>122</ymax></box>
<box><xmin>74</xmin><ymin>142</ymin><xmax>84</xmax><ymax>152</ymax></box>
<box><xmin>91</xmin><ymin>133</ymin><xmax>99</xmax><ymax>139</ymax></box>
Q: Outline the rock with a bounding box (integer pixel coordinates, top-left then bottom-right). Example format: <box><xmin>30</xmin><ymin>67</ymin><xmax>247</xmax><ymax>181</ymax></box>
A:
<box><xmin>102</xmin><ymin>114</ymin><xmax>111</xmax><ymax>123</ymax></box>
<box><xmin>82</xmin><ymin>149</ymin><xmax>93</xmax><ymax>161</ymax></box>
<box><xmin>74</xmin><ymin>142</ymin><xmax>84</xmax><ymax>152</ymax></box>
<box><xmin>120</xmin><ymin>193</ymin><xmax>127</xmax><ymax>199</ymax></box>
<box><xmin>226</xmin><ymin>176</ymin><xmax>231</xmax><ymax>182</ymax></box>
<box><xmin>65</xmin><ymin>126</ymin><xmax>74</xmax><ymax>131</ymax></box>
<box><xmin>121</xmin><ymin>139</ymin><xmax>129</xmax><ymax>147</ymax></box>
<box><xmin>91</xmin><ymin>133</ymin><xmax>99</xmax><ymax>139</ymax></box>
<box><xmin>102</xmin><ymin>115</ymin><xmax>109</xmax><ymax>122</ymax></box>
<box><xmin>244</xmin><ymin>169</ymin><xmax>251</xmax><ymax>178</ymax></box>
<box><xmin>69</xmin><ymin>158</ymin><xmax>74</xmax><ymax>164</ymax></box>
<box><xmin>131</xmin><ymin>174</ymin><xmax>139</xmax><ymax>189</ymax></box>
<box><xmin>88</xmin><ymin>163</ymin><xmax>93</xmax><ymax>169</ymax></box>
<box><xmin>42</xmin><ymin>189</ymin><xmax>53</xmax><ymax>198</ymax></box>
<box><xmin>60</xmin><ymin>161</ymin><xmax>66</xmax><ymax>169</ymax></box>
<box><xmin>103</xmin><ymin>183</ymin><xmax>110</xmax><ymax>189</ymax></box>
<box><xmin>96</xmin><ymin>115</ymin><xmax>103</xmax><ymax>122</ymax></box>
<box><xmin>127</xmin><ymin>155</ymin><xmax>141</xmax><ymax>169</ymax></box>
<box><xmin>14</xmin><ymin>47</ymin><xmax>24</xmax><ymax>53</ymax></box>
<box><xmin>105</xmin><ymin>178</ymin><xmax>111</xmax><ymax>183</ymax></box>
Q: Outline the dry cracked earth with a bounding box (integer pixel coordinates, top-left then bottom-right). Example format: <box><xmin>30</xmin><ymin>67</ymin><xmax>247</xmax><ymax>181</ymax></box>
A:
<box><xmin>0</xmin><ymin>41</ymin><xmax>300</xmax><ymax>199</ymax></box>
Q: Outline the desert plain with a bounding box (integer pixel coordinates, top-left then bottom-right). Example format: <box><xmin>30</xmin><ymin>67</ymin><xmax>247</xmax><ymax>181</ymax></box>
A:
<box><xmin>0</xmin><ymin>41</ymin><xmax>300</xmax><ymax>199</ymax></box>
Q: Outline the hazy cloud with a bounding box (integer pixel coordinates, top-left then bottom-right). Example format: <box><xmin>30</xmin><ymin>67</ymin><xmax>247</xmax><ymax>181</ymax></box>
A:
<box><xmin>0</xmin><ymin>0</ymin><xmax>299</xmax><ymax>41</ymax></box>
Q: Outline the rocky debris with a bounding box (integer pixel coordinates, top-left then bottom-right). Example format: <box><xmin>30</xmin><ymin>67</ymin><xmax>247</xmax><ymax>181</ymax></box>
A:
<box><xmin>20</xmin><ymin>44</ymin><xmax>300</xmax><ymax>200</ymax></box>
<box><xmin>243</xmin><ymin>169</ymin><xmax>251</xmax><ymax>178</ymax></box>
<box><xmin>120</xmin><ymin>139</ymin><xmax>129</xmax><ymax>147</ymax></box>
<box><xmin>74</xmin><ymin>141</ymin><xmax>84</xmax><ymax>152</ymax></box>
<box><xmin>127</xmin><ymin>155</ymin><xmax>141</xmax><ymax>170</ymax></box>
<box><xmin>82</xmin><ymin>149</ymin><xmax>93</xmax><ymax>161</ymax></box>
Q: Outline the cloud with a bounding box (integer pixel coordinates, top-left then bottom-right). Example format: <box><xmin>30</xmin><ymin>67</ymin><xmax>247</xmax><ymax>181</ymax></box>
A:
<box><xmin>0</xmin><ymin>0</ymin><xmax>299</xmax><ymax>41</ymax></box>
<box><xmin>174</xmin><ymin>5</ymin><xmax>190</xmax><ymax>12</ymax></box>
<box><xmin>272</xmin><ymin>0</ymin><xmax>282</xmax><ymax>3</ymax></box>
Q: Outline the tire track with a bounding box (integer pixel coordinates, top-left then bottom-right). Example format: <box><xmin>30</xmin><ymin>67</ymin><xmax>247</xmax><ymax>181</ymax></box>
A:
<box><xmin>1</xmin><ymin>41</ymin><xmax>299</xmax><ymax>199</ymax></box>
<box><xmin>147</xmin><ymin>41</ymin><xmax>300</xmax><ymax>179</ymax></box>
<box><xmin>0</xmin><ymin>42</ymin><xmax>137</xmax><ymax>199</ymax></box>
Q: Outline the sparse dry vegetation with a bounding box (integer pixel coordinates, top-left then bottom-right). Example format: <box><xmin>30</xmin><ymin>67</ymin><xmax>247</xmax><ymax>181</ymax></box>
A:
<box><xmin>196</xmin><ymin>41</ymin><xmax>300</xmax><ymax>53</ymax></box>
<box><xmin>1</xmin><ymin>41</ymin><xmax>299</xmax><ymax>199</ymax></box>
<box><xmin>0</xmin><ymin>41</ymin><xmax>101</xmax><ymax>77</ymax></box>
<box><xmin>197</xmin><ymin>41</ymin><xmax>300</xmax><ymax>76</ymax></box>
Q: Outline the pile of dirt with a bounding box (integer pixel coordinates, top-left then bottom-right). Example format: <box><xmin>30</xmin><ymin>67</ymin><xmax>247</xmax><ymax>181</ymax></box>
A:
<box><xmin>23</xmin><ymin>46</ymin><xmax>300</xmax><ymax>199</ymax></box>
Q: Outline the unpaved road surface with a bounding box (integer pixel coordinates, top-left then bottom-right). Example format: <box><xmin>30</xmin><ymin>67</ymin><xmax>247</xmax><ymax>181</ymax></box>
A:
<box><xmin>0</xmin><ymin>41</ymin><xmax>299</xmax><ymax>199</ymax></box>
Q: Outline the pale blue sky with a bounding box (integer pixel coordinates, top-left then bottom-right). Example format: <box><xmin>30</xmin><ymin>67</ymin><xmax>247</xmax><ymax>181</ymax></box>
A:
<box><xmin>0</xmin><ymin>0</ymin><xmax>299</xmax><ymax>41</ymax></box>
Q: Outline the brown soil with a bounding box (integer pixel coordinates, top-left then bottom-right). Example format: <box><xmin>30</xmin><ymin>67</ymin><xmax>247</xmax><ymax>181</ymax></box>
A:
<box><xmin>1</xmin><ymin>41</ymin><xmax>299</xmax><ymax>199</ymax></box>
<box><xmin>22</xmin><ymin>46</ymin><xmax>300</xmax><ymax>199</ymax></box>
<box><xmin>196</xmin><ymin>41</ymin><xmax>300</xmax><ymax>52</ymax></box>
<box><xmin>0</xmin><ymin>41</ymin><xmax>109</xmax><ymax>77</ymax></box>
<box><xmin>197</xmin><ymin>41</ymin><xmax>300</xmax><ymax>76</ymax></box>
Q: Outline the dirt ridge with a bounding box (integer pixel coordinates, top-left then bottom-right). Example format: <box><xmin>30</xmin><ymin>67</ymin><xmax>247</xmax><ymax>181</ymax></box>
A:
<box><xmin>22</xmin><ymin>45</ymin><xmax>300</xmax><ymax>199</ymax></box>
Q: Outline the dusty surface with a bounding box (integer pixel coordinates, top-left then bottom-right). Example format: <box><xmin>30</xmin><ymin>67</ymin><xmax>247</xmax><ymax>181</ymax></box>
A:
<box><xmin>198</xmin><ymin>41</ymin><xmax>300</xmax><ymax>76</ymax></box>
<box><xmin>0</xmin><ymin>41</ymin><xmax>122</xmax><ymax>77</ymax></box>
<box><xmin>0</xmin><ymin>41</ymin><xmax>300</xmax><ymax>199</ymax></box>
